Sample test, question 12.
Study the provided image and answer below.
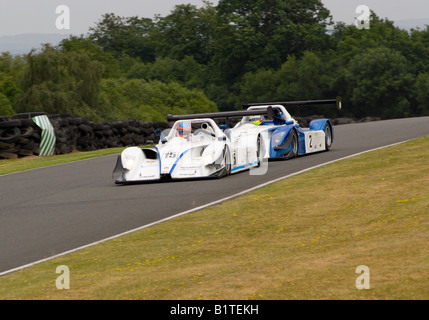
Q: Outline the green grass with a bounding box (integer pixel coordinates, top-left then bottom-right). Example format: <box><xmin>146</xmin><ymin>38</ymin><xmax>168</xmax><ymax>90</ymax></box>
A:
<box><xmin>0</xmin><ymin>148</ymin><xmax>126</xmax><ymax>175</ymax></box>
<box><xmin>0</xmin><ymin>136</ymin><xmax>428</xmax><ymax>300</ymax></box>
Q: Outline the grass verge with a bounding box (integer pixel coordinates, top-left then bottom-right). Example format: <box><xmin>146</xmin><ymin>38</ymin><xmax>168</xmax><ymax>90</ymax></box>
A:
<box><xmin>0</xmin><ymin>148</ymin><xmax>126</xmax><ymax>176</ymax></box>
<box><xmin>0</xmin><ymin>136</ymin><xmax>428</xmax><ymax>300</ymax></box>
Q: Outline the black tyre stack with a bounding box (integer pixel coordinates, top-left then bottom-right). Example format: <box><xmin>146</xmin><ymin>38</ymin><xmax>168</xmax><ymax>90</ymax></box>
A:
<box><xmin>0</xmin><ymin>112</ymin><xmax>46</xmax><ymax>159</ymax></box>
<box><xmin>0</xmin><ymin>113</ymin><xmax>170</xmax><ymax>160</ymax></box>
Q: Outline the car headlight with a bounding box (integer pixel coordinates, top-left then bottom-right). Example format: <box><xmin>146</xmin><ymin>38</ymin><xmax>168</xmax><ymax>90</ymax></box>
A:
<box><xmin>202</xmin><ymin>153</ymin><xmax>214</xmax><ymax>166</ymax></box>
<box><xmin>202</xmin><ymin>146</ymin><xmax>217</xmax><ymax>166</ymax></box>
<box><xmin>124</xmin><ymin>157</ymin><xmax>136</xmax><ymax>170</ymax></box>
<box><xmin>272</xmin><ymin>131</ymin><xmax>287</xmax><ymax>148</ymax></box>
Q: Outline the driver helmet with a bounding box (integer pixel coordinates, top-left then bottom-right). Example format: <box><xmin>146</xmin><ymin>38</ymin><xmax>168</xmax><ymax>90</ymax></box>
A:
<box><xmin>249</xmin><ymin>115</ymin><xmax>263</xmax><ymax>126</ymax></box>
<box><xmin>177</xmin><ymin>121</ymin><xmax>192</xmax><ymax>138</ymax></box>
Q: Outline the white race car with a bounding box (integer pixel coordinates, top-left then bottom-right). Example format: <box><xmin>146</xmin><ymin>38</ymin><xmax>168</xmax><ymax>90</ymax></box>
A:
<box><xmin>113</xmin><ymin>117</ymin><xmax>263</xmax><ymax>184</ymax></box>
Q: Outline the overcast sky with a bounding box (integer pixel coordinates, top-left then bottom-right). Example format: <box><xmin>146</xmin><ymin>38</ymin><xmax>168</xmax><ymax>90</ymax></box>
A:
<box><xmin>0</xmin><ymin>0</ymin><xmax>429</xmax><ymax>37</ymax></box>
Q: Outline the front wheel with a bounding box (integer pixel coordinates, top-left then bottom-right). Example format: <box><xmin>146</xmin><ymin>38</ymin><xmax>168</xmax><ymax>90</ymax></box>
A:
<box><xmin>217</xmin><ymin>147</ymin><xmax>231</xmax><ymax>178</ymax></box>
<box><xmin>285</xmin><ymin>130</ymin><xmax>298</xmax><ymax>159</ymax></box>
<box><xmin>325</xmin><ymin>125</ymin><xmax>332</xmax><ymax>151</ymax></box>
<box><xmin>256</xmin><ymin>134</ymin><xmax>265</xmax><ymax>167</ymax></box>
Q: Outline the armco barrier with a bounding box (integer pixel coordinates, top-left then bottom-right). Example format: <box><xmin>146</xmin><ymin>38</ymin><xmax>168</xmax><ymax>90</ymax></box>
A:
<box><xmin>0</xmin><ymin>113</ymin><xmax>170</xmax><ymax>159</ymax></box>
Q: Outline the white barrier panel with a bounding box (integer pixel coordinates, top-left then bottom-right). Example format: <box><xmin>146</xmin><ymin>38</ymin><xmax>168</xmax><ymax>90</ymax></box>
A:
<box><xmin>32</xmin><ymin>115</ymin><xmax>56</xmax><ymax>156</ymax></box>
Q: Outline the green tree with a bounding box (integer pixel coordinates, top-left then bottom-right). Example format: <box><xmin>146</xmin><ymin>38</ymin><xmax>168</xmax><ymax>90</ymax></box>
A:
<box><xmin>408</xmin><ymin>26</ymin><xmax>429</xmax><ymax>74</ymax></box>
<box><xmin>0</xmin><ymin>52</ymin><xmax>25</xmax><ymax>111</ymax></box>
<box><xmin>89</xmin><ymin>13</ymin><xmax>156</xmax><ymax>62</ymax></box>
<box><xmin>414</xmin><ymin>72</ymin><xmax>429</xmax><ymax>116</ymax></box>
<box><xmin>59</xmin><ymin>36</ymin><xmax>119</xmax><ymax>77</ymax></box>
<box><xmin>240</xmin><ymin>68</ymin><xmax>279</xmax><ymax>103</ymax></box>
<box><xmin>211</xmin><ymin>0</ymin><xmax>332</xmax><ymax>84</ymax></box>
<box><xmin>126</xmin><ymin>56</ymin><xmax>207</xmax><ymax>89</ymax></box>
<box><xmin>276</xmin><ymin>51</ymin><xmax>325</xmax><ymax>101</ymax></box>
<box><xmin>330</xmin><ymin>12</ymin><xmax>424</xmax><ymax>71</ymax></box>
<box><xmin>0</xmin><ymin>72</ymin><xmax>22</xmax><ymax>101</ymax></box>
<box><xmin>16</xmin><ymin>45</ymin><xmax>106</xmax><ymax>121</ymax></box>
<box><xmin>153</xmin><ymin>2</ymin><xmax>218</xmax><ymax>64</ymax></box>
<box><xmin>100</xmin><ymin>79</ymin><xmax>218</xmax><ymax>122</ymax></box>
<box><xmin>239</xmin><ymin>51</ymin><xmax>337</xmax><ymax>116</ymax></box>
<box><xmin>0</xmin><ymin>92</ymin><xmax>14</xmax><ymax>116</ymax></box>
<box><xmin>344</xmin><ymin>46</ymin><xmax>414</xmax><ymax>119</ymax></box>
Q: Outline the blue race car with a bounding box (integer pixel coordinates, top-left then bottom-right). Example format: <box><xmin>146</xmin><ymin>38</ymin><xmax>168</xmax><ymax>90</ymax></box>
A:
<box><xmin>228</xmin><ymin>97</ymin><xmax>341</xmax><ymax>161</ymax></box>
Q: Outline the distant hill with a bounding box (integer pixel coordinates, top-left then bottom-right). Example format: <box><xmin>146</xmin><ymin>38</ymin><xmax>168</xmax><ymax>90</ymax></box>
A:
<box><xmin>0</xmin><ymin>33</ymin><xmax>71</xmax><ymax>56</ymax></box>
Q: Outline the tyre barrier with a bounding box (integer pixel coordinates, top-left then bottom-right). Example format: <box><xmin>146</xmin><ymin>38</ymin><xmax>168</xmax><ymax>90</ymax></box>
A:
<box><xmin>0</xmin><ymin>113</ymin><xmax>171</xmax><ymax>159</ymax></box>
<box><xmin>0</xmin><ymin>112</ymin><xmax>376</xmax><ymax>160</ymax></box>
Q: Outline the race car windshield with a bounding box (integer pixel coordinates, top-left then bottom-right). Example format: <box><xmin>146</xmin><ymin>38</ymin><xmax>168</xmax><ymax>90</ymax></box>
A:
<box><xmin>242</xmin><ymin>115</ymin><xmax>266</xmax><ymax>123</ymax></box>
<box><xmin>173</xmin><ymin>121</ymin><xmax>216</xmax><ymax>138</ymax></box>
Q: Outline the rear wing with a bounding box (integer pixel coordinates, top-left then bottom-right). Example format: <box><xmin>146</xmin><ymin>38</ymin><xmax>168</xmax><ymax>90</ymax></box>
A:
<box><xmin>166</xmin><ymin>107</ymin><xmax>275</xmax><ymax>122</ymax></box>
<box><xmin>167</xmin><ymin>97</ymin><xmax>341</xmax><ymax>123</ymax></box>
<box><xmin>242</xmin><ymin>96</ymin><xmax>342</xmax><ymax>110</ymax></box>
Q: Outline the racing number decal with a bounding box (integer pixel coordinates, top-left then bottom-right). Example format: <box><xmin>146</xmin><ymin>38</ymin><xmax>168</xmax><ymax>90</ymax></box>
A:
<box><xmin>309</xmin><ymin>134</ymin><xmax>313</xmax><ymax>149</ymax></box>
<box><xmin>164</xmin><ymin>151</ymin><xmax>177</xmax><ymax>159</ymax></box>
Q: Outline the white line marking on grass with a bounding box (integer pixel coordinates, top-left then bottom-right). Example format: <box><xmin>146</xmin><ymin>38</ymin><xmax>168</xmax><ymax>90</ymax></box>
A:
<box><xmin>0</xmin><ymin>139</ymin><xmax>411</xmax><ymax>277</ymax></box>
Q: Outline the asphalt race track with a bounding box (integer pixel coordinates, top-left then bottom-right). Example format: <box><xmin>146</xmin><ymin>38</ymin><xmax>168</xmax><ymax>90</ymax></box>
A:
<box><xmin>1</xmin><ymin>117</ymin><xmax>429</xmax><ymax>274</ymax></box>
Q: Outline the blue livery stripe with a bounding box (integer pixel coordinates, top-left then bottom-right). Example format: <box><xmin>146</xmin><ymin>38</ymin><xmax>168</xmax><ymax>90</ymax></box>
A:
<box><xmin>231</xmin><ymin>161</ymin><xmax>258</xmax><ymax>172</ymax></box>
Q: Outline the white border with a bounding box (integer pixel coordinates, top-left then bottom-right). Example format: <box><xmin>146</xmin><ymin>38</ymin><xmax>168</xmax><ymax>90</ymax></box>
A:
<box><xmin>0</xmin><ymin>139</ymin><xmax>411</xmax><ymax>277</ymax></box>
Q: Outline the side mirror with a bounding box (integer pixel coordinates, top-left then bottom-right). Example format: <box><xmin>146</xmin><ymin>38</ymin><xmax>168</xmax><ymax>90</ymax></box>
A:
<box><xmin>159</xmin><ymin>128</ymin><xmax>171</xmax><ymax>144</ymax></box>
<box><xmin>266</xmin><ymin>106</ymin><xmax>274</xmax><ymax>120</ymax></box>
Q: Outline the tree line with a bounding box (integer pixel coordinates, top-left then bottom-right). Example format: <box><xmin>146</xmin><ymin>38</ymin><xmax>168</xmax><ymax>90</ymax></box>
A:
<box><xmin>1</xmin><ymin>0</ymin><xmax>429</xmax><ymax>123</ymax></box>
